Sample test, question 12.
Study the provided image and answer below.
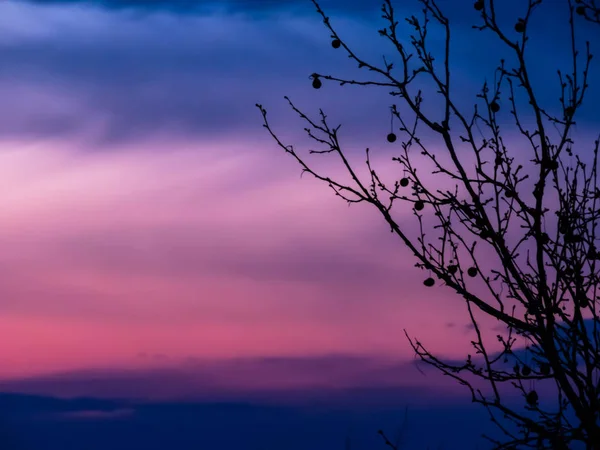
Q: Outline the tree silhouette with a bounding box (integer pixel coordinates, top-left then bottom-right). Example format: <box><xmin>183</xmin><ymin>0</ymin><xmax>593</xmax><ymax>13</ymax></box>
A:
<box><xmin>257</xmin><ymin>0</ymin><xmax>600</xmax><ymax>448</ymax></box>
<box><xmin>576</xmin><ymin>0</ymin><xmax>600</xmax><ymax>23</ymax></box>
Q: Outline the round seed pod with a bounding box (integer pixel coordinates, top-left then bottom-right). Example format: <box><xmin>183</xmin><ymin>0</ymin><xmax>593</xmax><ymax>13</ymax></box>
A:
<box><xmin>576</xmin><ymin>294</ymin><xmax>590</xmax><ymax>309</ymax></box>
<box><xmin>526</xmin><ymin>390</ymin><xmax>538</xmax><ymax>406</ymax></box>
<box><xmin>515</xmin><ymin>19</ymin><xmax>525</xmax><ymax>33</ymax></box>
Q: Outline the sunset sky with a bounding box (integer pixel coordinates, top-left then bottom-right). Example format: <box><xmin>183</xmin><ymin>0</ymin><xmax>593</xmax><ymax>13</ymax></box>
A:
<box><xmin>0</xmin><ymin>0</ymin><xmax>599</xmax><ymax>448</ymax></box>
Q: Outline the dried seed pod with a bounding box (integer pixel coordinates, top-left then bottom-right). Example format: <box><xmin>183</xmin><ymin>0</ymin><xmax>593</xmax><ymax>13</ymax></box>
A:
<box><xmin>515</xmin><ymin>19</ymin><xmax>525</xmax><ymax>33</ymax></box>
<box><xmin>387</xmin><ymin>133</ymin><xmax>397</xmax><ymax>143</ymax></box>
<box><xmin>522</xmin><ymin>365</ymin><xmax>531</xmax><ymax>376</ymax></box>
<box><xmin>467</xmin><ymin>267</ymin><xmax>478</xmax><ymax>277</ymax></box>
<box><xmin>576</xmin><ymin>294</ymin><xmax>590</xmax><ymax>308</ymax></box>
<box><xmin>312</xmin><ymin>77</ymin><xmax>322</xmax><ymax>89</ymax></box>
<box><xmin>331</xmin><ymin>38</ymin><xmax>341</xmax><ymax>48</ymax></box>
<box><xmin>400</xmin><ymin>177</ymin><xmax>409</xmax><ymax>187</ymax></box>
<box><xmin>423</xmin><ymin>277</ymin><xmax>435</xmax><ymax>287</ymax></box>
<box><xmin>526</xmin><ymin>390</ymin><xmax>538</xmax><ymax>406</ymax></box>
<box><xmin>490</xmin><ymin>101</ymin><xmax>500</xmax><ymax>113</ymax></box>
<box><xmin>414</xmin><ymin>200</ymin><xmax>425</xmax><ymax>211</ymax></box>
<box><xmin>447</xmin><ymin>264</ymin><xmax>458</xmax><ymax>274</ymax></box>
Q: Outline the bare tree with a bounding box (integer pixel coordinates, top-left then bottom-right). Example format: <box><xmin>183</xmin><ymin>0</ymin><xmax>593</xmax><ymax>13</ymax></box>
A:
<box><xmin>257</xmin><ymin>0</ymin><xmax>600</xmax><ymax>448</ymax></box>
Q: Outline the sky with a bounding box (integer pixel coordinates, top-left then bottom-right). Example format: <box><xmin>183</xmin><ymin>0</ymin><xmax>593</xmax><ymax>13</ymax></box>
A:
<box><xmin>0</xmin><ymin>0</ymin><xmax>598</xmax><ymax>449</ymax></box>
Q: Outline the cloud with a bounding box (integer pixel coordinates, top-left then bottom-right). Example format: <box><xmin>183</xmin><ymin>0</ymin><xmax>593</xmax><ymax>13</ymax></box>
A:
<box><xmin>15</xmin><ymin>0</ymin><xmax>377</xmax><ymax>15</ymax></box>
<box><xmin>1</xmin><ymin>0</ymin><xmax>598</xmax><ymax>148</ymax></box>
<box><xmin>56</xmin><ymin>407</ymin><xmax>135</xmax><ymax>420</ymax></box>
<box><xmin>0</xmin><ymin>1</ymin><xmax>427</xmax><ymax>145</ymax></box>
<box><xmin>0</xmin><ymin>354</ymin><xmax>461</xmax><ymax>403</ymax></box>
<box><xmin>2</xmin><ymin>0</ymin><xmax>599</xmax><ymax>397</ymax></box>
<box><xmin>0</xmin><ymin>139</ymin><xmax>481</xmax><ymax>382</ymax></box>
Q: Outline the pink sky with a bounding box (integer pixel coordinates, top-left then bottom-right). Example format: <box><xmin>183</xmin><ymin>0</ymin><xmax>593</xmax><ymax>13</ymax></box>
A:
<box><xmin>0</xmin><ymin>133</ymin><xmax>482</xmax><ymax>385</ymax></box>
<box><xmin>1</xmin><ymin>0</ymin><xmax>596</xmax><ymax>404</ymax></box>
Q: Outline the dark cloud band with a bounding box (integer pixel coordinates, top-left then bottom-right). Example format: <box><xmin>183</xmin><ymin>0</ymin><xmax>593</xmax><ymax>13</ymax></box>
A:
<box><xmin>16</xmin><ymin>0</ymin><xmax>375</xmax><ymax>14</ymax></box>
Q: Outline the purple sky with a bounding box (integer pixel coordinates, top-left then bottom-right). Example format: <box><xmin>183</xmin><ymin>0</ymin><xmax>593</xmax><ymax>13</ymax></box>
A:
<box><xmin>0</xmin><ymin>0</ymin><xmax>498</xmax><ymax>384</ymax></box>
<box><xmin>0</xmin><ymin>0</ymin><xmax>599</xmax><ymax>448</ymax></box>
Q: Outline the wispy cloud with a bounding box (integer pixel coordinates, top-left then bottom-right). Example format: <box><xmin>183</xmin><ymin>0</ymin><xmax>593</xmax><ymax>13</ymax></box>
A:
<box><xmin>1</xmin><ymin>0</ymin><xmax>598</xmax><ymax>398</ymax></box>
<box><xmin>56</xmin><ymin>407</ymin><xmax>135</xmax><ymax>420</ymax></box>
<box><xmin>14</xmin><ymin>0</ymin><xmax>377</xmax><ymax>15</ymax></box>
<box><xmin>0</xmin><ymin>354</ymin><xmax>462</xmax><ymax>404</ymax></box>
